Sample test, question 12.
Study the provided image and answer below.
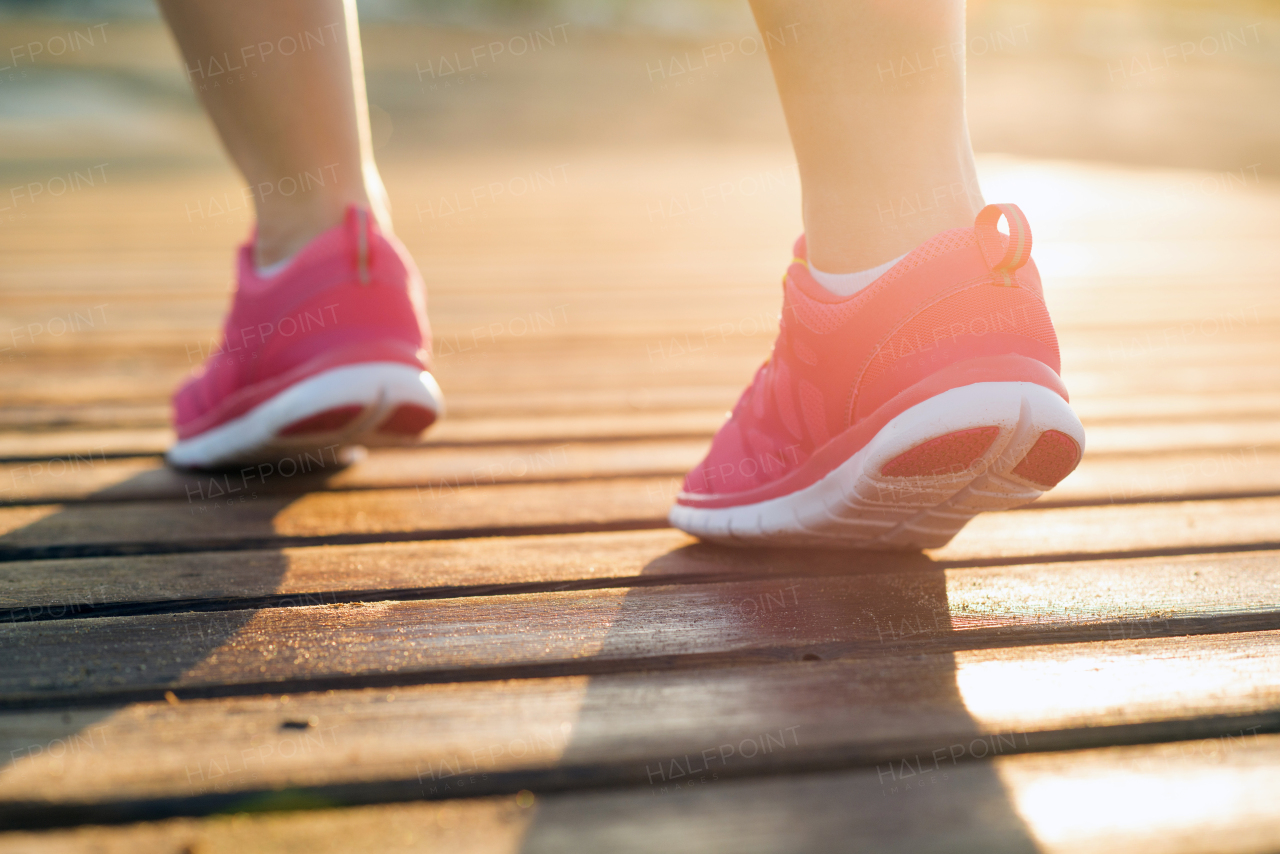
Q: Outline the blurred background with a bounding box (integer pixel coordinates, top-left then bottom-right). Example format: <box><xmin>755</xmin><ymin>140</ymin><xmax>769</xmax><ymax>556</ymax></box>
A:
<box><xmin>1</xmin><ymin>0</ymin><xmax>1276</xmax><ymax>170</ymax></box>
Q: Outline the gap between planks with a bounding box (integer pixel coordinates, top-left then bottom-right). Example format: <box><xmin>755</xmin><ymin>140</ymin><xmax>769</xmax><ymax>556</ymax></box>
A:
<box><xmin>9</xmin><ymin>734</ymin><xmax>1270</xmax><ymax>854</ymax></box>
<box><xmin>2</xmin><ymin>520</ymin><xmax>1279</xmax><ymax>622</ymax></box>
<box><xmin>6</xmin><ymin>546</ymin><xmax>1280</xmax><ymax>707</ymax></box>
<box><xmin>0</xmin><ymin>439</ymin><xmax>1276</xmax><ymax>508</ymax></box>
<box><xmin>0</xmin><ymin>482</ymin><xmax>1277</xmax><ymax>563</ymax></box>
<box><xmin>2</xmin><ymin>630</ymin><xmax>1280</xmax><ymax>829</ymax></box>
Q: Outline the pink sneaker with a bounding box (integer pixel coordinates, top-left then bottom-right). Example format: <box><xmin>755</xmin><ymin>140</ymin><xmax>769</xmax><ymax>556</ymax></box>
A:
<box><xmin>670</xmin><ymin>204</ymin><xmax>1085</xmax><ymax>549</ymax></box>
<box><xmin>167</xmin><ymin>206</ymin><xmax>443</xmax><ymax>469</ymax></box>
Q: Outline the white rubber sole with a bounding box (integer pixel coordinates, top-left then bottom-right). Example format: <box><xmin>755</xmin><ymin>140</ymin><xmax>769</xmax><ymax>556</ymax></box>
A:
<box><xmin>167</xmin><ymin>362</ymin><xmax>444</xmax><ymax>470</ymax></box>
<box><xmin>669</xmin><ymin>381</ymin><xmax>1084</xmax><ymax>550</ymax></box>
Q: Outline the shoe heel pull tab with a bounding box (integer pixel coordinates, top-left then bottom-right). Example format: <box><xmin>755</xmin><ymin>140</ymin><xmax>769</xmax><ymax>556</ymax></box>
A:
<box><xmin>354</xmin><ymin>207</ymin><xmax>371</xmax><ymax>286</ymax></box>
<box><xmin>975</xmin><ymin>203</ymin><xmax>1031</xmax><ymax>286</ymax></box>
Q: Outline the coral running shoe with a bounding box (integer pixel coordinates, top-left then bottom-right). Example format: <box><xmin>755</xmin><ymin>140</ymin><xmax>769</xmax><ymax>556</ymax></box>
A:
<box><xmin>167</xmin><ymin>206</ymin><xmax>443</xmax><ymax>469</ymax></box>
<box><xmin>670</xmin><ymin>203</ymin><xmax>1084</xmax><ymax>549</ymax></box>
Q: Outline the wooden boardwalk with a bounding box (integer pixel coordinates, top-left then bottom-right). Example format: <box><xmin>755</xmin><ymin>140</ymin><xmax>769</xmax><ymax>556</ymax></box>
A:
<box><xmin>2</xmin><ymin>149</ymin><xmax>1279</xmax><ymax>852</ymax></box>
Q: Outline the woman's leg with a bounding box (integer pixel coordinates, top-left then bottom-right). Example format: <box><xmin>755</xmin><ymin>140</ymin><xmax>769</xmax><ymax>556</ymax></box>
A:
<box><xmin>156</xmin><ymin>0</ymin><xmax>387</xmax><ymax>267</ymax></box>
<box><xmin>161</xmin><ymin>0</ymin><xmax>442</xmax><ymax>470</ymax></box>
<box><xmin>671</xmin><ymin>1</ymin><xmax>1085</xmax><ymax>547</ymax></box>
<box><xmin>748</xmin><ymin>0</ymin><xmax>983</xmax><ymax>274</ymax></box>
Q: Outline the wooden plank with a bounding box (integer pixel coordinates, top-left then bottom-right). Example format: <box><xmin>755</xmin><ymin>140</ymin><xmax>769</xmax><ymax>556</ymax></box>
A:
<box><xmin>1049</xmin><ymin>446</ymin><xmax>1280</xmax><ymax>506</ymax></box>
<box><xmin>0</xmin><ymin>411</ymin><xmax>727</xmax><ymax>461</ymax></box>
<box><xmin>8</xmin><ymin>386</ymin><xmax>1280</xmax><ymax>458</ymax></box>
<box><xmin>5</xmin><ymin>548</ymin><xmax>1280</xmax><ymax>704</ymax></box>
<box><xmin>0</xmin><ymin>473</ymin><xmax>1276</xmax><ymax>561</ymax></box>
<box><xmin>4</xmin><ymin>723</ymin><xmax>1280</xmax><ymax>850</ymax></box>
<box><xmin>0</xmin><ymin>627</ymin><xmax>1278</xmax><ymax>819</ymax></box>
<box><xmin>0</xmin><ymin>507</ymin><xmax>1276</xmax><ymax>619</ymax></box>
<box><xmin>506</xmin><ymin>735</ymin><xmax>1280</xmax><ymax>853</ymax></box>
<box><xmin>3</xmin><ymin>284</ymin><xmax>1273</xmax><ymax>346</ymax></box>
<box><xmin>6</xmin><ymin>317</ymin><xmax>1280</xmax><ymax>408</ymax></box>
<box><xmin>1083</xmin><ymin>418</ymin><xmax>1280</xmax><ymax>455</ymax></box>
<box><xmin>0</xmin><ymin>439</ymin><xmax>1277</xmax><ymax>508</ymax></box>
<box><xmin>0</xmin><ymin>440</ymin><xmax>704</xmax><ymax>505</ymax></box>
<box><xmin>4</xmin><ymin>387</ymin><xmax>1280</xmax><ymax>437</ymax></box>
<box><xmin>6</xmin><ymin>319</ymin><xmax>1279</xmax><ymax>369</ymax></box>
<box><xmin>0</xmin><ymin>800</ymin><xmax>527</xmax><ymax>854</ymax></box>
<box><xmin>0</xmin><ymin>411</ymin><xmax>1277</xmax><ymax>472</ymax></box>
<box><xmin>0</xmin><ymin>429</ymin><xmax>174</xmax><ymax>461</ymax></box>
<box><xmin>0</xmin><ymin>404</ymin><xmax>170</xmax><ymax>433</ymax></box>
<box><xmin>6</xmin><ymin>359</ymin><xmax>1280</xmax><ymax>410</ymax></box>
<box><xmin>0</xmin><ymin>478</ymin><xmax>671</xmax><ymax>561</ymax></box>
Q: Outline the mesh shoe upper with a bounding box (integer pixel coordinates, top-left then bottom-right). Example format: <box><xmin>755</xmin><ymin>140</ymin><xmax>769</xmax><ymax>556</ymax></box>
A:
<box><xmin>173</xmin><ymin>207</ymin><xmax>432</xmax><ymax>439</ymax></box>
<box><xmin>680</xmin><ymin>204</ymin><xmax>1063</xmax><ymax>499</ymax></box>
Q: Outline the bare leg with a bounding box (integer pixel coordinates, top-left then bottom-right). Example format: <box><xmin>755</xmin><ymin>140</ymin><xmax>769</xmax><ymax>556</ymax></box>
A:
<box><xmin>157</xmin><ymin>0</ymin><xmax>387</xmax><ymax>267</ymax></box>
<box><xmin>749</xmin><ymin>0</ymin><xmax>983</xmax><ymax>273</ymax></box>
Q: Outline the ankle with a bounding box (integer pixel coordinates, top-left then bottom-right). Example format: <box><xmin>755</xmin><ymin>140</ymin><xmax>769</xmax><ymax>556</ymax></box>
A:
<box><xmin>253</xmin><ymin>195</ymin><xmax>369</xmax><ymax>268</ymax></box>
<box><xmin>803</xmin><ymin>196</ymin><xmax>980</xmax><ymax>274</ymax></box>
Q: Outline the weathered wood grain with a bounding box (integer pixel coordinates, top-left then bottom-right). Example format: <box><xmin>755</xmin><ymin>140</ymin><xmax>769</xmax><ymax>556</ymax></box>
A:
<box><xmin>5</xmin><ymin>548</ymin><xmax>1280</xmax><ymax>704</ymax></box>
<box><xmin>5</xmin><ymin>731</ymin><xmax>1280</xmax><ymax>851</ymax></box>
<box><xmin>7</xmin><ymin>358</ymin><xmax>1280</xmax><ymax>412</ymax></box>
<box><xmin>1</xmin><ymin>508</ymin><xmax>1277</xmax><ymax>620</ymax></box>
<box><xmin>0</xmin><ymin>440</ymin><xmax>705</xmax><ymax>505</ymax></box>
<box><xmin>0</xmin><ymin>473</ymin><xmax>1276</xmax><ymax>561</ymax></box>
<box><xmin>0</xmin><ymin>628</ymin><xmax>1278</xmax><ymax>819</ymax></box>
<box><xmin>4</xmin><ymin>388</ymin><xmax>1280</xmax><ymax>438</ymax></box>
<box><xmin>0</xmin><ymin>411</ymin><xmax>730</xmax><ymax>461</ymax></box>
<box><xmin>511</xmin><ymin>734</ymin><xmax>1280</xmax><ymax>854</ymax></box>
<box><xmin>0</xmin><ymin>429</ymin><xmax>1276</xmax><ymax>507</ymax></box>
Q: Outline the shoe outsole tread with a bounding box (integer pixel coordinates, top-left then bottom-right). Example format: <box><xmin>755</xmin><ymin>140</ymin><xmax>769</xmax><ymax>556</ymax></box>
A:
<box><xmin>669</xmin><ymin>381</ymin><xmax>1084</xmax><ymax>550</ymax></box>
<box><xmin>167</xmin><ymin>362</ymin><xmax>443</xmax><ymax>471</ymax></box>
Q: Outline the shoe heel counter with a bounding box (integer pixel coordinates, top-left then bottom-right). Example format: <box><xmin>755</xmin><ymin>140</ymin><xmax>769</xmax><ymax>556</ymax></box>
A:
<box><xmin>852</xmin><ymin>281</ymin><xmax>1062</xmax><ymax>422</ymax></box>
<box><xmin>345</xmin><ymin>208</ymin><xmax>433</xmax><ymax>356</ymax></box>
<box><xmin>375</xmin><ymin>229</ymin><xmax>434</xmax><ymax>350</ymax></box>
<box><xmin>255</xmin><ymin>278</ymin><xmax>429</xmax><ymax>381</ymax></box>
